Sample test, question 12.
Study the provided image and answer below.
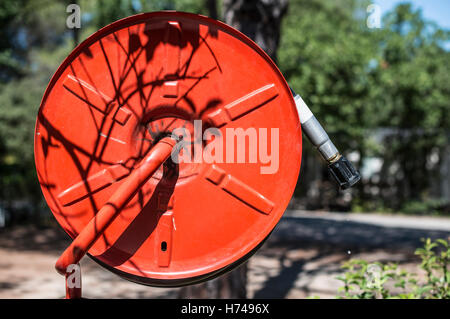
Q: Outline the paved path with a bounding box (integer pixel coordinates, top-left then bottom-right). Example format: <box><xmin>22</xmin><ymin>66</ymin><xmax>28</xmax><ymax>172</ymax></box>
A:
<box><xmin>286</xmin><ymin>210</ymin><xmax>450</xmax><ymax>231</ymax></box>
<box><xmin>0</xmin><ymin>211</ymin><xmax>449</xmax><ymax>298</ymax></box>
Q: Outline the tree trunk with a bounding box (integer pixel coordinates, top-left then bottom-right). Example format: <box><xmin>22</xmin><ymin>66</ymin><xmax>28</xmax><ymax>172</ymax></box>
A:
<box><xmin>178</xmin><ymin>263</ymin><xmax>248</xmax><ymax>298</ymax></box>
<box><xmin>222</xmin><ymin>0</ymin><xmax>289</xmax><ymax>62</ymax></box>
<box><xmin>178</xmin><ymin>0</ymin><xmax>288</xmax><ymax>299</ymax></box>
<box><xmin>205</xmin><ymin>0</ymin><xmax>218</xmax><ymax>20</ymax></box>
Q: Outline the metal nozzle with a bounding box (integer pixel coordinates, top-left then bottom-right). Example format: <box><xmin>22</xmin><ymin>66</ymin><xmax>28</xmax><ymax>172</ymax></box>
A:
<box><xmin>327</xmin><ymin>155</ymin><xmax>361</xmax><ymax>190</ymax></box>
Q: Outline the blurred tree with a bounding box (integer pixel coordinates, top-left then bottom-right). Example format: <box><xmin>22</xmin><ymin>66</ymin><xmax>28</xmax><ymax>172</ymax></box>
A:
<box><xmin>0</xmin><ymin>0</ymin><xmax>69</xmax><ymax>217</ymax></box>
<box><xmin>373</xmin><ymin>4</ymin><xmax>450</xmax><ymax>208</ymax></box>
<box><xmin>94</xmin><ymin>0</ymin><xmax>208</xmax><ymax>28</ymax></box>
<box><xmin>0</xmin><ymin>0</ymin><xmax>27</xmax><ymax>81</ymax></box>
<box><xmin>95</xmin><ymin>0</ymin><xmax>138</xmax><ymax>28</ymax></box>
<box><xmin>206</xmin><ymin>0</ymin><xmax>218</xmax><ymax>19</ymax></box>
<box><xmin>223</xmin><ymin>0</ymin><xmax>288</xmax><ymax>62</ymax></box>
<box><xmin>279</xmin><ymin>0</ymin><xmax>449</xmax><ymax>212</ymax></box>
<box><xmin>278</xmin><ymin>0</ymin><xmax>378</xmax><ymax>207</ymax></box>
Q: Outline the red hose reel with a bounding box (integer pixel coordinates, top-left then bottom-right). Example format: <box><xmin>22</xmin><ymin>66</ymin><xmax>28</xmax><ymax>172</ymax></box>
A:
<box><xmin>34</xmin><ymin>12</ymin><xmax>303</xmax><ymax>296</ymax></box>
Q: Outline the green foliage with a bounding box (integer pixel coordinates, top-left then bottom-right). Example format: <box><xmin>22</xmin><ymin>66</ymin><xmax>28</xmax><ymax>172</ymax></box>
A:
<box><xmin>94</xmin><ymin>0</ymin><xmax>208</xmax><ymax>28</ymax></box>
<box><xmin>337</xmin><ymin>259</ymin><xmax>418</xmax><ymax>299</ymax></box>
<box><xmin>95</xmin><ymin>0</ymin><xmax>140</xmax><ymax>28</ymax></box>
<box><xmin>0</xmin><ymin>0</ymin><xmax>73</xmax><ymax>204</ymax></box>
<box><xmin>336</xmin><ymin>238</ymin><xmax>450</xmax><ymax>299</ymax></box>
<box><xmin>0</xmin><ymin>47</ymin><xmax>72</xmax><ymax>203</ymax></box>
<box><xmin>414</xmin><ymin>238</ymin><xmax>450</xmax><ymax>298</ymax></box>
<box><xmin>371</xmin><ymin>4</ymin><xmax>450</xmax><ymax>203</ymax></box>
<box><xmin>401</xmin><ymin>199</ymin><xmax>449</xmax><ymax>216</ymax></box>
<box><xmin>350</xmin><ymin>198</ymin><xmax>450</xmax><ymax>216</ymax></box>
<box><xmin>279</xmin><ymin>0</ymin><xmax>450</xmax><ymax>209</ymax></box>
<box><xmin>0</xmin><ymin>0</ymin><xmax>27</xmax><ymax>81</ymax></box>
<box><xmin>279</xmin><ymin>0</ymin><xmax>376</xmax><ymax>150</ymax></box>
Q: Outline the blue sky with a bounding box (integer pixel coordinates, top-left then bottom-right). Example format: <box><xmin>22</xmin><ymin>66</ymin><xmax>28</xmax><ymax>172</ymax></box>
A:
<box><xmin>374</xmin><ymin>0</ymin><xmax>450</xmax><ymax>29</ymax></box>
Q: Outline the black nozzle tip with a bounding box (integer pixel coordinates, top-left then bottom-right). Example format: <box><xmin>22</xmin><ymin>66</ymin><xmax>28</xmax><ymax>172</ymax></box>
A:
<box><xmin>328</xmin><ymin>156</ymin><xmax>361</xmax><ymax>190</ymax></box>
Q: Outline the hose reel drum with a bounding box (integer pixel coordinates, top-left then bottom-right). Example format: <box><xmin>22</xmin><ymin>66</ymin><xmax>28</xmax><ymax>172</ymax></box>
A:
<box><xmin>34</xmin><ymin>11</ymin><xmax>359</xmax><ymax>297</ymax></box>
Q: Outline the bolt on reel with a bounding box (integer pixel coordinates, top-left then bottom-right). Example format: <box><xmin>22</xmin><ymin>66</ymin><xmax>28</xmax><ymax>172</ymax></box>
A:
<box><xmin>34</xmin><ymin>12</ymin><xmax>359</xmax><ymax>298</ymax></box>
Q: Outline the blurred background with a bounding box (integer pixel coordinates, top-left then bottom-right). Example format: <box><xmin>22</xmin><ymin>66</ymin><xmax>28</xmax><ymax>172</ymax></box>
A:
<box><xmin>0</xmin><ymin>0</ymin><xmax>449</xmax><ymax>298</ymax></box>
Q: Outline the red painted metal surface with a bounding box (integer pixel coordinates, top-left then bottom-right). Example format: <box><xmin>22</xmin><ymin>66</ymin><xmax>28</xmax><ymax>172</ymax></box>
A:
<box><xmin>34</xmin><ymin>11</ymin><xmax>302</xmax><ymax>286</ymax></box>
<box><xmin>55</xmin><ymin>137</ymin><xmax>177</xmax><ymax>275</ymax></box>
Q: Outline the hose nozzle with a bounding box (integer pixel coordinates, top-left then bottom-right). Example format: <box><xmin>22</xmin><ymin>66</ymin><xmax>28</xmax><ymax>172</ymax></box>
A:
<box><xmin>327</xmin><ymin>155</ymin><xmax>361</xmax><ymax>190</ymax></box>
